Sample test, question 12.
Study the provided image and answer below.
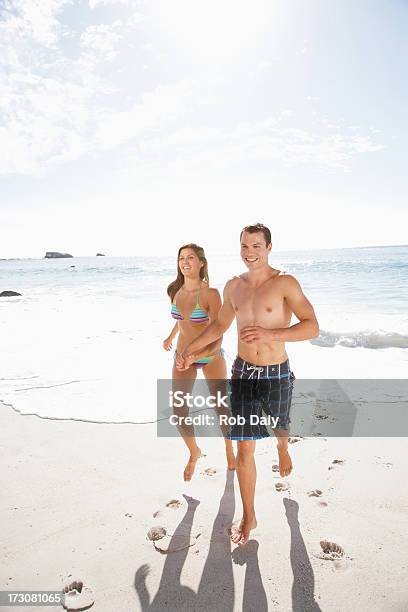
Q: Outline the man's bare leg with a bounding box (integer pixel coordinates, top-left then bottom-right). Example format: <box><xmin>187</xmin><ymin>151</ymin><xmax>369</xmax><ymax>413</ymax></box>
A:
<box><xmin>231</xmin><ymin>440</ymin><xmax>257</xmax><ymax>545</ymax></box>
<box><xmin>274</xmin><ymin>429</ymin><xmax>292</xmax><ymax>477</ymax></box>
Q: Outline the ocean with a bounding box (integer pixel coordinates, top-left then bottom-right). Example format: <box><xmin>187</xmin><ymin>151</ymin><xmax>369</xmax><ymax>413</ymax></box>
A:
<box><xmin>0</xmin><ymin>245</ymin><xmax>407</xmax><ymax>422</ymax></box>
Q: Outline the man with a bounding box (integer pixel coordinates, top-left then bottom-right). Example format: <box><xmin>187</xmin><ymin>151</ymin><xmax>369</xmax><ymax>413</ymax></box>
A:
<box><xmin>176</xmin><ymin>223</ymin><xmax>319</xmax><ymax>545</ymax></box>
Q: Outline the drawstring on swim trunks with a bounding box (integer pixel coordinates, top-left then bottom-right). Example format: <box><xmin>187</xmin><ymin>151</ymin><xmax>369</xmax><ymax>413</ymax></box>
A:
<box><xmin>247</xmin><ymin>365</ymin><xmax>264</xmax><ymax>379</ymax></box>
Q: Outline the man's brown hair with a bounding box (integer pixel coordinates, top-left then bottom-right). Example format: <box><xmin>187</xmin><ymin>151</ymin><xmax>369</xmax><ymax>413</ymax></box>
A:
<box><xmin>240</xmin><ymin>223</ymin><xmax>272</xmax><ymax>246</ymax></box>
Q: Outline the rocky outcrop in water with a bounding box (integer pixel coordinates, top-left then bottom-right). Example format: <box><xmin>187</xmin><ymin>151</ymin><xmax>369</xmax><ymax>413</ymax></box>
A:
<box><xmin>0</xmin><ymin>290</ymin><xmax>22</xmax><ymax>297</ymax></box>
<box><xmin>44</xmin><ymin>252</ymin><xmax>73</xmax><ymax>258</ymax></box>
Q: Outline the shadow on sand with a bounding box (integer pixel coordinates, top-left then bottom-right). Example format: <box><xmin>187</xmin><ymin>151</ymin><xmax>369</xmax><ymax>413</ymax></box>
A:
<box><xmin>134</xmin><ymin>475</ymin><xmax>320</xmax><ymax>611</ymax></box>
<box><xmin>283</xmin><ymin>498</ymin><xmax>322</xmax><ymax>612</ymax></box>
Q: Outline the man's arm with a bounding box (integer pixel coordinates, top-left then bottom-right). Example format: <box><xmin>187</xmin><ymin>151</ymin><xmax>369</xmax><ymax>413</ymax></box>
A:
<box><xmin>182</xmin><ymin>279</ymin><xmax>236</xmax><ymax>358</ymax></box>
<box><xmin>277</xmin><ymin>275</ymin><xmax>319</xmax><ymax>340</ymax></box>
<box><xmin>240</xmin><ymin>275</ymin><xmax>319</xmax><ymax>343</ymax></box>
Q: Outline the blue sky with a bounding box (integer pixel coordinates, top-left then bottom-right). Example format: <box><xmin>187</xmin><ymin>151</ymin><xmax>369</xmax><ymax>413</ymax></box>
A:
<box><xmin>1</xmin><ymin>0</ymin><xmax>407</xmax><ymax>257</ymax></box>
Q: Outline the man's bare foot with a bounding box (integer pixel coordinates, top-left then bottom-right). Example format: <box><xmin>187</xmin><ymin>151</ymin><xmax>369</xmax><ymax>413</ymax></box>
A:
<box><xmin>277</xmin><ymin>445</ymin><xmax>292</xmax><ymax>477</ymax></box>
<box><xmin>230</xmin><ymin>515</ymin><xmax>257</xmax><ymax>546</ymax></box>
<box><xmin>184</xmin><ymin>449</ymin><xmax>203</xmax><ymax>481</ymax></box>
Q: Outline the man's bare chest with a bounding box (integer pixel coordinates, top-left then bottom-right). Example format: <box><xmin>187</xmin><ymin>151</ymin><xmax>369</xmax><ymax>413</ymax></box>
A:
<box><xmin>231</xmin><ymin>282</ymin><xmax>285</xmax><ymax>316</ymax></box>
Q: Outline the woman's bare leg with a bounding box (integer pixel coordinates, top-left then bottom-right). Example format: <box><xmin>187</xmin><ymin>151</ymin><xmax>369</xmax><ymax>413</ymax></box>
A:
<box><xmin>172</xmin><ymin>361</ymin><xmax>203</xmax><ymax>481</ymax></box>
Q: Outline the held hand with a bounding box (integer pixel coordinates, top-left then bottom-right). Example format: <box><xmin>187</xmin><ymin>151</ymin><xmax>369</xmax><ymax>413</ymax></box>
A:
<box><xmin>240</xmin><ymin>326</ymin><xmax>277</xmax><ymax>343</ymax></box>
<box><xmin>175</xmin><ymin>353</ymin><xmax>185</xmax><ymax>370</ymax></box>
<box><xmin>163</xmin><ymin>336</ymin><xmax>173</xmax><ymax>351</ymax></box>
<box><xmin>184</xmin><ymin>353</ymin><xmax>197</xmax><ymax>369</ymax></box>
<box><xmin>176</xmin><ymin>352</ymin><xmax>197</xmax><ymax>371</ymax></box>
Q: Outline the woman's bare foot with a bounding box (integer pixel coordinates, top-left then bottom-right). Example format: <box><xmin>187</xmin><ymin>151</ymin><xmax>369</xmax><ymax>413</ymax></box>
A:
<box><xmin>184</xmin><ymin>449</ymin><xmax>204</xmax><ymax>481</ymax></box>
<box><xmin>230</xmin><ymin>515</ymin><xmax>257</xmax><ymax>546</ymax></box>
<box><xmin>277</xmin><ymin>445</ymin><xmax>292</xmax><ymax>477</ymax></box>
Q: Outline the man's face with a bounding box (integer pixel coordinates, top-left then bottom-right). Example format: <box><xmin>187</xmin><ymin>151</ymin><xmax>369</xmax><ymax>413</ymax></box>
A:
<box><xmin>240</xmin><ymin>231</ymin><xmax>271</xmax><ymax>269</ymax></box>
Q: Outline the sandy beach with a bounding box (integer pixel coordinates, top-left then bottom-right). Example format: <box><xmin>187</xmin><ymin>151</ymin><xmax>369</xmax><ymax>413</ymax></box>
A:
<box><xmin>1</xmin><ymin>397</ymin><xmax>407</xmax><ymax>612</ymax></box>
<box><xmin>2</xmin><ymin>0</ymin><xmax>407</xmax><ymax>606</ymax></box>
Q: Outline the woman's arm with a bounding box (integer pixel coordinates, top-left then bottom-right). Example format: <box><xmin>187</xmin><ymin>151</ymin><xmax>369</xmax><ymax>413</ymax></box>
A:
<box><xmin>163</xmin><ymin>322</ymin><xmax>179</xmax><ymax>351</ymax></box>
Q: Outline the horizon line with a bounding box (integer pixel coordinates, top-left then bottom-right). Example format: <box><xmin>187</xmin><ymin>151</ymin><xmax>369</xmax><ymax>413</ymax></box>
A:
<box><xmin>1</xmin><ymin>242</ymin><xmax>408</xmax><ymax>260</ymax></box>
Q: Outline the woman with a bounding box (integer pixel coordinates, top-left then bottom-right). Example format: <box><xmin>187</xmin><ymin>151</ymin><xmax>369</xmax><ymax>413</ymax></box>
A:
<box><xmin>163</xmin><ymin>243</ymin><xmax>235</xmax><ymax>481</ymax></box>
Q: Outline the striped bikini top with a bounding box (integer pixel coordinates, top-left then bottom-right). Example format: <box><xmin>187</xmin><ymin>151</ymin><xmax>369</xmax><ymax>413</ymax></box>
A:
<box><xmin>171</xmin><ymin>285</ymin><xmax>210</xmax><ymax>324</ymax></box>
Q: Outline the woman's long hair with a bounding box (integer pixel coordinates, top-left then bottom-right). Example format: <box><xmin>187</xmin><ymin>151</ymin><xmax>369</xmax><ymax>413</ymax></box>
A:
<box><xmin>167</xmin><ymin>243</ymin><xmax>209</xmax><ymax>302</ymax></box>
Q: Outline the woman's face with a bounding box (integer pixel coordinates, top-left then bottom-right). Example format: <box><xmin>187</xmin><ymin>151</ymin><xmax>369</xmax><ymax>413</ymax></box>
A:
<box><xmin>178</xmin><ymin>248</ymin><xmax>203</xmax><ymax>278</ymax></box>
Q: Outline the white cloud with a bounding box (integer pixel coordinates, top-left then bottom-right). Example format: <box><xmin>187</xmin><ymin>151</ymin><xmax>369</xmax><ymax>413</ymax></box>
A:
<box><xmin>118</xmin><ymin>115</ymin><xmax>385</xmax><ymax>181</ymax></box>
<box><xmin>0</xmin><ymin>1</ymin><xmax>385</xmax><ymax>178</ymax></box>
<box><xmin>348</xmin><ymin>136</ymin><xmax>384</xmax><ymax>154</ymax></box>
<box><xmin>80</xmin><ymin>22</ymin><xmax>123</xmax><ymax>63</ymax></box>
<box><xmin>89</xmin><ymin>0</ymin><xmax>131</xmax><ymax>8</ymax></box>
<box><xmin>0</xmin><ymin>1</ymin><xmax>147</xmax><ymax>174</ymax></box>
<box><xmin>0</xmin><ymin>0</ymin><xmax>72</xmax><ymax>46</ymax></box>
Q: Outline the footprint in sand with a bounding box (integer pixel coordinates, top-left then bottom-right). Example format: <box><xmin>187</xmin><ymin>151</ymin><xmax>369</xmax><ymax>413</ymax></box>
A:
<box><xmin>153</xmin><ymin>531</ymin><xmax>201</xmax><ymax>554</ymax></box>
<box><xmin>271</xmin><ymin>464</ymin><xmax>280</xmax><ymax>473</ymax></box>
<box><xmin>201</xmin><ymin>467</ymin><xmax>217</xmax><ymax>476</ymax></box>
<box><xmin>319</xmin><ymin>540</ymin><xmax>345</xmax><ymax>560</ymax></box>
<box><xmin>275</xmin><ymin>482</ymin><xmax>290</xmax><ymax>492</ymax></box>
<box><xmin>147</xmin><ymin>526</ymin><xmax>167</xmax><ymax>541</ymax></box>
<box><xmin>153</xmin><ymin>499</ymin><xmax>183</xmax><ymax>517</ymax></box>
<box><xmin>328</xmin><ymin>459</ymin><xmax>345</xmax><ymax>470</ymax></box>
<box><xmin>62</xmin><ymin>580</ymin><xmax>95</xmax><ymax>611</ymax></box>
<box><xmin>374</xmin><ymin>457</ymin><xmax>393</xmax><ymax>468</ymax></box>
<box><xmin>307</xmin><ymin>489</ymin><xmax>323</xmax><ymax>497</ymax></box>
<box><xmin>150</xmin><ymin>495</ymin><xmax>201</xmax><ymax>554</ymax></box>
<box><xmin>166</xmin><ymin>499</ymin><xmax>182</xmax><ymax>509</ymax></box>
